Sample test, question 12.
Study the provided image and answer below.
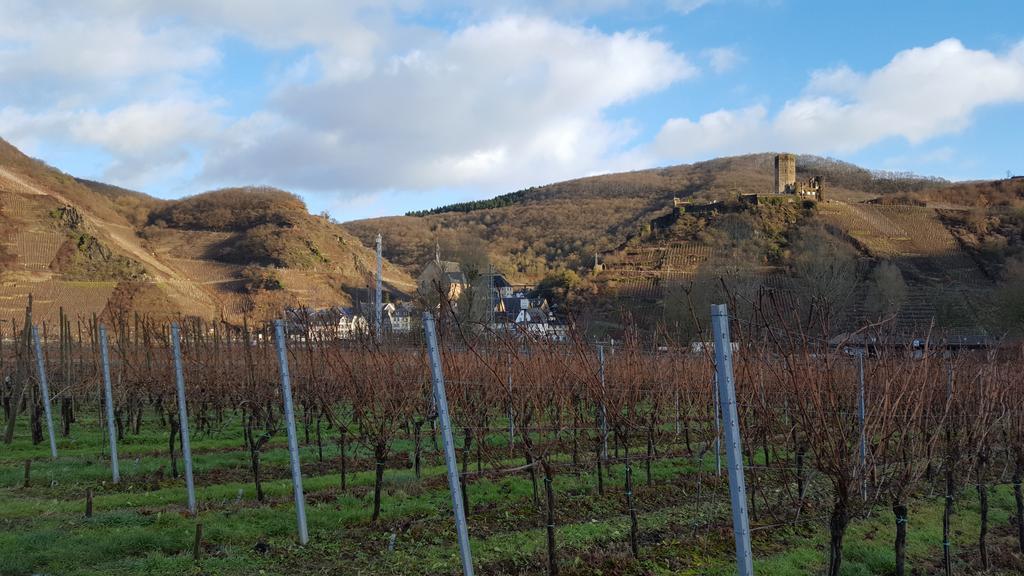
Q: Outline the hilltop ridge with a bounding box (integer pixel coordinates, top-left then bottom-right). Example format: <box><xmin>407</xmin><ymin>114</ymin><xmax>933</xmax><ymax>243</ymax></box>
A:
<box><xmin>344</xmin><ymin>153</ymin><xmax>955</xmax><ymax>280</ymax></box>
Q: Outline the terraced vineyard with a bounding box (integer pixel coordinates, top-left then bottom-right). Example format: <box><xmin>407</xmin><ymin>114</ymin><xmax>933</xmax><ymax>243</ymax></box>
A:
<box><xmin>0</xmin><ymin>280</ymin><xmax>117</xmax><ymax>326</ymax></box>
<box><xmin>1</xmin><ymin>190</ymin><xmax>66</xmax><ymax>272</ymax></box>
<box><xmin>599</xmin><ymin>243</ymin><xmax>715</xmax><ymax>299</ymax></box>
<box><xmin>167</xmin><ymin>258</ymin><xmax>244</xmax><ymax>284</ymax></box>
<box><xmin>818</xmin><ymin>201</ymin><xmax>990</xmax><ymax>329</ymax></box>
<box><xmin>7</xmin><ymin>229</ymin><xmax>64</xmax><ymax>272</ymax></box>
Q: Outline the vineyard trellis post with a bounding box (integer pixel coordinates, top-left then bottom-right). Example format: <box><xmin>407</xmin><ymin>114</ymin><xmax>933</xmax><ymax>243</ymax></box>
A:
<box><xmin>943</xmin><ymin>355</ymin><xmax>954</xmax><ymax>576</ymax></box>
<box><xmin>423</xmin><ymin>311</ymin><xmax>475</xmax><ymax>576</ymax></box>
<box><xmin>98</xmin><ymin>325</ymin><xmax>120</xmax><ymax>483</ymax></box>
<box><xmin>171</xmin><ymin>323</ymin><xmax>197</xmax><ymax>516</ymax></box>
<box><xmin>598</xmin><ymin>344</ymin><xmax>608</xmax><ymax>462</ymax></box>
<box><xmin>714</xmin><ymin>371</ymin><xmax>722</xmax><ymax>477</ymax></box>
<box><xmin>856</xmin><ymin>349</ymin><xmax>867</xmax><ymax>501</ymax></box>
<box><xmin>711</xmin><ymin>304</ymin><xmax>753</xmax><ymax>576</ymax></box>
<box><xmin>30</xmin><ymin>325</ymin><xmax>57</xmax><ymax>459</ymax></box>
<box><xmin>273</xmin><ymin>320</ymin><xmax>309</xmax><ymax>546</ymax></box>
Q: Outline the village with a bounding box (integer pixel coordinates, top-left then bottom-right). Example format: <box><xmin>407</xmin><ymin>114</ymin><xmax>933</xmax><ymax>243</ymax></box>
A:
<box><xmin>282</xmin><ymin>249</ymin><xmax>569</xmax><ymax>341</ymax></box>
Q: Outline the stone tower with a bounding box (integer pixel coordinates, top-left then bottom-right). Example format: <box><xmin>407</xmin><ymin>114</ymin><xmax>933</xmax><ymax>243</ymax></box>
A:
<box><xmin>774</xmin><ymin>153</ymin><xmax>796</xmax><ymax>194</ymax></box>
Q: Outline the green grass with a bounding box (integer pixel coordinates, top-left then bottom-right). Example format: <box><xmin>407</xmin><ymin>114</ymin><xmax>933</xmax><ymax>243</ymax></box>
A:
<box><xmin>2</xmin><ymin>409</ymin><xmax>1021</xmax><ymax>575</ymax></box>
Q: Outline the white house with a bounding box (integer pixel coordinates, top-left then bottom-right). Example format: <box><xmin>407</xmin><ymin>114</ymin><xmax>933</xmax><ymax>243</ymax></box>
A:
<box><xmin>284</xmin><ymin>307</ymin><xmax>369</xmax><ymax>340</ymax></box>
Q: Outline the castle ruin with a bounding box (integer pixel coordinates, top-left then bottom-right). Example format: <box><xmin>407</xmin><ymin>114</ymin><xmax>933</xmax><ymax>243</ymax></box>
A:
<box><xmin>774</xmin><ymin>153</ymin><xmax>797</xmax><ymax>194</ymax></box>
<box><xmin>672</xmin><ymin>153</ymin><xmax>824</xmax><ymax>215</ymax></box>
<box><xmin>773</xmin><ymin>153</ymin><xmax>823</xmax><ymax>200</ymax></box>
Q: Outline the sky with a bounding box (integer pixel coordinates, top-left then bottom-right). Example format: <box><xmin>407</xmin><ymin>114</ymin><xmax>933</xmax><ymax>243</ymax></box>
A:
<box><xmin>1</xmin><ymin>1</ymin><xmax>1023</xmax><ymax>222</ymax></box>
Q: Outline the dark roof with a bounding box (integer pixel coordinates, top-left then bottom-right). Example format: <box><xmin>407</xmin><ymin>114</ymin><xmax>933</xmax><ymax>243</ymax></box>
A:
<box><xmin>501</xmin><ymin>297</ymin><xmax>529</xmax><ymax>316</ymax></box>
<box><xmin>482</xmin><ymin>273</ymin><xmax>512</xmax><ymax>289</ymax></box>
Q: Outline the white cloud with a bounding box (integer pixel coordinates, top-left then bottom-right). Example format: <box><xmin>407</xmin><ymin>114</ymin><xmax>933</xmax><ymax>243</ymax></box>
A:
<box><xmin>655</xmin><ymin>105</ymin><xmax>768</xmax><ymax>157</ymax></box>
<box><xmin>71</xmin><ymin>100</ymin><xmax>222</xmax><ymax>156</ymax></box>
<box><xmin>702</xmin><ymin>46</ymin><xmax>743</xmax><ymax>74</ymax></box>
<box><xmin>0</xmin><ymin>0</ymin><xmax>413</xmax><ymax>104</ymax></box>
<box><xmin>0</xmin><ymin>3</ymin><xmax>218</xmax><ymax>103</ymax></box>
<box><xmin>667</xmin><ymin>0</ymin><xmax>715</xmax><ymax>14</ymax></box>
<box><xmin>655</xmin><ymin>38</ymin><xmax>1024</xmax><ymax>161</ymax></box>
<box><xmin>0</xmin><ymin>99</ymin><xmax>222</xmax><ymax>186</ymax></box>
<box><xmin>0</xmin><ymin>2</ymin><xmax>696</xmax><ymax>196</ymax></box>
<box><xmin>202</xmin><ymin>15</ymin><xmax>695</xmax><ymax>193</ymax></box>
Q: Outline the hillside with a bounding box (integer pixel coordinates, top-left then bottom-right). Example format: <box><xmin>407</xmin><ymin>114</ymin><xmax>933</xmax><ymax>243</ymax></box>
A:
<box><xmin>4</xmin><ymin>135</ymin><xmax>1018</xmax><ymax>335</ymax></box>
<box><xmin>343</xmin><ymin>153</ymin><xmax>949</xmax><ymax>281</ymax></box>
<box><xmin>0</xmin><ymin>138</ymin><xmax>413</xmax><ymax>327</ymax></box>
<box><xmin>137</xmin><ymin>186</ymin><xmax>414</xmax><ymax>321</ymax></box>
<box><xmin>346</xmin><ymin>153</ymin><xmax>1021</xmax><ymax>336</ymax></box>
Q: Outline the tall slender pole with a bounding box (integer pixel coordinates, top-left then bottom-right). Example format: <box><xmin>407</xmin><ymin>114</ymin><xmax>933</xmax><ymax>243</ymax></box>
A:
<box><xmin>856</xmin><ymin>350</ymin><xmax>867</xmax><ymax>501</ymax></box>
<box><xmin>598</xmin><ymin>345</ymin><xmax>608</xmax><ymax>462</ymax></box>
<box><xmin>171</xmin><ymin>323</ymin><xmax>197</xmax><ymax>516</ymax></box>
<box><xmin>710</xmin><ymin>304</ymin><xmax>754</xmax><ymax>576</ymax></box>
<box><xmin>375</xmin><ymin>233</ymin><xmax>383</xmax><ymax>340</ymax></box>
<box><xmin>423</xmin><ymin>312</ymin><xmax>475</xmax><ymax>576</ymax></box>
<box><xmin>274</xmin><ymin>320</ymin><xmax>309</xmax><ymax>545</ymax></box>
<box><xmin>714</xmin><ymin>371</ymin><xmax>722</xmax><ymax>477</ymax></box>
<box><xmin>30</xmin><ymin>326</ymin><xmax>57</xmax><ymax>459</ymax></box>
<box><xmin>98</xmin><ymin>325</ymin><xmax>119</xmax><ymax>483</ymax></box>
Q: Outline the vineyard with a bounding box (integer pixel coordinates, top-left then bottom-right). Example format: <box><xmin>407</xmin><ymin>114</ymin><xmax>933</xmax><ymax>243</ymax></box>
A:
<box><xmin>1</xmin><ymin>189</ymin><xmax>65</xmax><ymax>274</ymax></box>
<box><xmin>817</xmin><ymin>203</ymin><xmax>975</xmax><ymax>272</ymax></box>
<box><xmin>2</xmin><ymin>298</ymin><xmax>1024</xmax><ymax>576</ymax></box>
<box><xmin>597</xmin><ymin>243</ymin><xmax>716</xmax><ymax>305</ymax></box>
<box><xmin>167</xmin><ymin>259</ymin><xmax>245</xmax><ymax>285</ymax></box>
<box><xmin>817</xmin><ymin>202</ymin><xmax>988</xmax><ymax>330</ymax></box>
<box><xmin>0</xmin><ymin>280</ymin><xmax>117</xmax><ymax>327</ymax></box>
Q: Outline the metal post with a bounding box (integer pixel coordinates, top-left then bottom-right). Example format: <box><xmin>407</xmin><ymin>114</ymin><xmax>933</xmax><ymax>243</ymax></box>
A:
<box><xmin>171</xmin><ymin>323</ymin><xmax>197</xmax><ymax>516</ymax></box>
<box><xmin>507</xmin><ymin>354</ymin><xmax>514</xmax><ymax>448</ymax></box>
<box><xmin>943</xmin><ymin>352</ymin><xmax>954</xmax><ymax>574</ymax></box>
<box><xmin>274</xmin><ymin>320</ymin><xmax>309</xmax><ymax>545</ymax></box>
<box><xmin>856</xmin><ymin>350</ymin><xmax>867</xmax><ymax>501</ymax></box>
<box><xmin>375</xmin><ymin>233</ymin><xmax>383</xmax><ymax>340</ymax></box>
<box><xmin>598</xmin><ymin>345</ymin><xmax>608</xmax><ymax>461</ymax></box>
<box><xmin>713</xmin><ymin>371</ymin><xmax>722</xmax><ymax>477</ymax></box>
<box><xmin>710</xmin><ymin>304</ymin><xmax>754</xmax><ymax>576</ymax></box>
<box><xmin>98</xmin><ymin>325</ymin><xmax>119</xmax><ymax>483</ymax></box>
<box><xmin>423</xmin><ymin>312</ymin><xmax>475</xmax><ymax>576</ymax></box>
<box><xmin>30</xmin><ymin>326</ymin><xmax>57</xmax><ymax>459</ymax></box>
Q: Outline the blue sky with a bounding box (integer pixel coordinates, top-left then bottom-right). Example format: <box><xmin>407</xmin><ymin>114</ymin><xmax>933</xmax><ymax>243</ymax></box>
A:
<box><xmin>1</xmin><ymin>1</ymin><xmax>1022</xmax><ymax>221</ymax></box>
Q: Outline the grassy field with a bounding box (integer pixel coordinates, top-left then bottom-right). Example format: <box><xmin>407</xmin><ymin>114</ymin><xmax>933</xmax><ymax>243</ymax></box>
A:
<box><xmin>1</xmin><ymin>411</ymin><xmax>1021</xmax><ymax>576</ymax></box>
